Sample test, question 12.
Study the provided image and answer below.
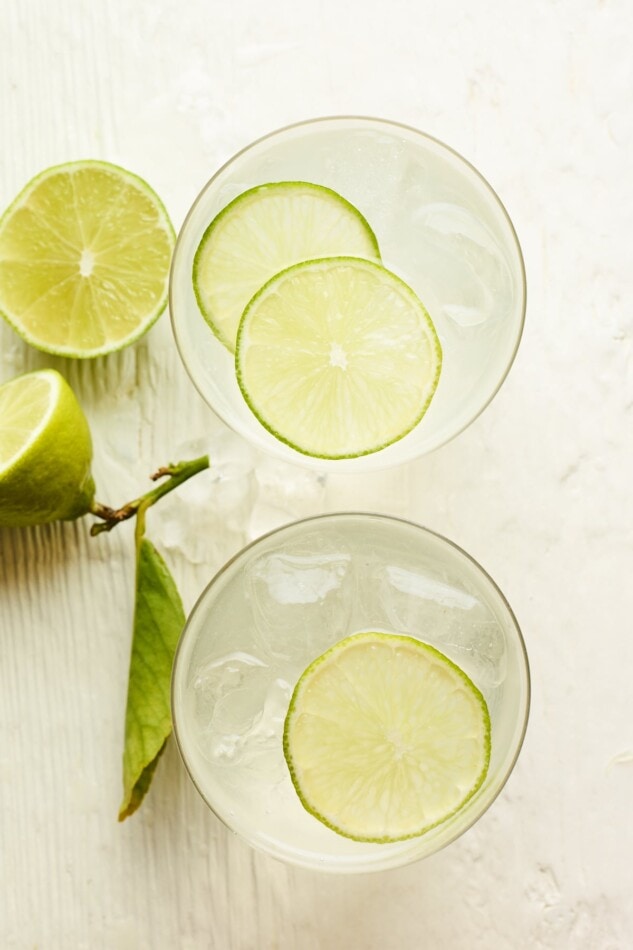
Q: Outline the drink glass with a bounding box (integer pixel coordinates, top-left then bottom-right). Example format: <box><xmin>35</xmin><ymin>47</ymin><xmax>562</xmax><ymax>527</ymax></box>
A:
<box><xmin>171</xmin><ymin>513</ymin><xmax>530</xmax><ymax>872</ymax></box>
<box><xmin>169</xmin><ymin>116</ymin><xmax>526</xmax><ymax>472</ymax></box>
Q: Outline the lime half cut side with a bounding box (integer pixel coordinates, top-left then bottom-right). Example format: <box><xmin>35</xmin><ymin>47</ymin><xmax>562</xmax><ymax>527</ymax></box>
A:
<box><xmin>0</xmin><ymin>160</ymin><xmax>175</xmax><ymax>357</ymax></box>
<box><xmin>0</xmin><ymin>369</ymin><xmax>94</xmax><ymax>526</ymax></box>
<box><xmin>192</xmin><ymin>181</ymin><xmax>380</xmax><ymax>352</ymax></box>
<box><xmin>283</xmin><ymin>631</ymin><xmax>491</xmax><ymax>843</ymax></box>
<box><xmin>0</xmin><ymin>371</ymin><xmax>57</xmax><ymax>471</ymax></box>
<box><xmin>236</xmin><ymin>257</ymin><xmax>442</xmax><ymax>459</ymax></box>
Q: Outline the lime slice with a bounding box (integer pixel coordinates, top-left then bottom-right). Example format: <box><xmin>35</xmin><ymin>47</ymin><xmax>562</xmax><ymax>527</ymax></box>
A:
<box><xmin>0</xmin><ymin>160</ymin><xmax>175</xmax><ymax>357</ymax></box>
<box><xmin>193</xmin><ymin>181</ymin><xmax>380</xmax><ymax>352</ymax></box>
<box><xmin>284</xmin><ymin>631</ymin><xmax>490</xmax><ymax>843</ymax></box>
<box><xmin>0</xmin><ymin>369</ymin><xmax>95</xmax><ymax>526</ymax></box>
<box><xmin>236</xmin><ymin>257</ymin><xmax>442</xmax><ymax>459</ymax></box>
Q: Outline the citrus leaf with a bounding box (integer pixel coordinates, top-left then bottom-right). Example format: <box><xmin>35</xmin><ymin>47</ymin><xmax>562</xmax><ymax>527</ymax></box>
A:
<box><xmin>118</xmin><ymin>537</ymin><xmax>185</xmax><ymax>820</ymax></box>
<box><xmin>118</xmin><ymin>741</ymin><xmax>167</xmax><ymax>822</ymax></box>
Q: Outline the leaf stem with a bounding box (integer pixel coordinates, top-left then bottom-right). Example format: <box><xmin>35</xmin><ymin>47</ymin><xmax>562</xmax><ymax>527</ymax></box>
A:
<box><xmin>89</xmin><ymin>455</ymin><xmax>210</xmax><ymax>537</ymax></box>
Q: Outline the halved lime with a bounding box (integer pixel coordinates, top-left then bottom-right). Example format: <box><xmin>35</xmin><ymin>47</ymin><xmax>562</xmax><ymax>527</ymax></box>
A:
<box><xmin>284</xmin><ymin>631</ymin><xmax>490</xmax><ymax>843</ymax></box>
<box><xmin>236</xmin><ymin>257</ymin><xmax>442</xmax><ymax>459</ymax></box>
<box><xmin>0</xmin><ymin>369</ymin><xmax>94</xmax><ymax>526</ymax></box>
<box><xmin>192</xmin><ymin>181</ymin><xmax>380</xmax><ymax>352</ymax></box>
<box><xmin>0</xmin><ymin>160</ymin><xmax>175</xmax><ymax>357</ymax></box>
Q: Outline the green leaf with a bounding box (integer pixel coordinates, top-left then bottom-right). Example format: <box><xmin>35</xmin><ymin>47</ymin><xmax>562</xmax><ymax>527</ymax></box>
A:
<box><xmin>118</xmin><ymin>537</ymin><xmax>185</xmax><ymax>820</ymax></box>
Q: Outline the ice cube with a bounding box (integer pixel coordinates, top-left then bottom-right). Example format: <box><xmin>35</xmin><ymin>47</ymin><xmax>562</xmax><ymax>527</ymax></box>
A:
<box><xmin>246</xmin><ymin>544</ymin><xmax>354</xmax><ymax>667</ymax></box>
<box><xmin>191</xmin><ymin>651</ymin><xmax>270</xmax><ymax>763</ymax></box>
<box><xmin>374</xmin><ymin>562</ymin><xmax>506</xmax><ymax>688</ymax></box>
<box><xmin>209</xmin><ymin>676</ymin><xmax>292</xmax><ymax>783</ymax></box>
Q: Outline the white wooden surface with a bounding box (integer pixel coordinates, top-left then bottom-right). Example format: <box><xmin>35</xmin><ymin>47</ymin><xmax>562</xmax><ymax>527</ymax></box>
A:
<box><xmin>1</xmin><ymin>1</ymin><xmax>632</xmax><ymax>947</ymax></box>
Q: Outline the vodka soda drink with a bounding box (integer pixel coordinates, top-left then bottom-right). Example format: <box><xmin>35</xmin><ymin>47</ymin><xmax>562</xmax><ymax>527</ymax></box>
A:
<box><xmin>171</xmin><ymin>514</ymin><xmax>530</xmax><ymax>872</ymax></box>
<box><xmin>170</xmin><ymin>117</ymin><xmax>526</xmax><ymax>471</ymax></box>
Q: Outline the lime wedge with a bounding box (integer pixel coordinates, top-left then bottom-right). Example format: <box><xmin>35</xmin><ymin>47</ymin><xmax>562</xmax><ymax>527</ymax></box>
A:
<box><xmin>236</xmin><ymin>257</ymin><xmax>442</xmax><ymax>459</ymax></box>
<box><xmin>0</xmin><ymin>160</ymin><xmax>175</xmax><ymax>357</ymax></box>
<box><xmin>283</xmin><ymin>631</ymin><xmax>490</xmax><ymax>842</ymax></box>
<box><xmin>193</xmin><ymin>181</ymin><xmax>380</xmax><ymax>352</ymax></box>
<box><xmin>0</xmin><ymin>369</ymin><xmax>95</xmax><ymax>526</ymax></box>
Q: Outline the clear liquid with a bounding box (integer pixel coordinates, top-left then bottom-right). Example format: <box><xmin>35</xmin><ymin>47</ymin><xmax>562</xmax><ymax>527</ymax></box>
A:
<box><xmin>171</xmin><ymin>119</ymin><xmax>525</xmax><ymax>471</ymax></box>
<box><xmin>172</xmin><ymin>515</ymin><xmax>529</xmax><ymax>871</ymax></box>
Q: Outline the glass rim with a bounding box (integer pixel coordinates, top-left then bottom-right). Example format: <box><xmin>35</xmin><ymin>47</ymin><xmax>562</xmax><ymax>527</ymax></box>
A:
<box><xmin>169</xmin><ymin>115</ymin><xmax>527</xmax><ymax>467</ymax></box>
<box><xmin>171</xmin><ymin>510</ymin><xmax>531</xmax><ymax>872</ymax></box>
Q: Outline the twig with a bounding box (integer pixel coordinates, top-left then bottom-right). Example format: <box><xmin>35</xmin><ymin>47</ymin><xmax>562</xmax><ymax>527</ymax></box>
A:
<box><xmin>89</xmin><ymin>455</ymin><xmax>210</xmax><ymax>537</ymax></box>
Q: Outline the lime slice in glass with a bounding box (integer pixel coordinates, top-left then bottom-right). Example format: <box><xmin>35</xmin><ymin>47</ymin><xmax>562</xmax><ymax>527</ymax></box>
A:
<box><xmin>236</xmin><ymin>257</ymin><xmax>442</xmax><ymax>459</ymax></box>
<box><xmin>192</xmin><ymin>181</ymin><xmax>380</xmax><ymax>352</ymax></box>
<box><xmin>0</xmin><ymin>369</ymin><xmax>94</xmax><ymax>526</ymax></box>
<box><xmin>0</xmin><ymin>160</ymin><xmax>175</xmax><ymax>357</ymax></box>
<box><xmin>284</xmin><ymin>631</ymin><xmax>491</xmax><ymax>842</ymax></box>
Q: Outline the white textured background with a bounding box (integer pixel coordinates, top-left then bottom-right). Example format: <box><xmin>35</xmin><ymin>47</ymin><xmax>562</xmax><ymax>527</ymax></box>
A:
<box><xmin>1</xmin><ymin>1</ymin><xmax>632</xmax><ymax>947</ymax></box>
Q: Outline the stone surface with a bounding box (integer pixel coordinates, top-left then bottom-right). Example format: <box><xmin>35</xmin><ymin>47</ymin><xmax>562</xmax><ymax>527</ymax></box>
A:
<box><xmin>1</xmin><ymin>0</ymin><xmax>632</xmax><ymax>946</ymax></box>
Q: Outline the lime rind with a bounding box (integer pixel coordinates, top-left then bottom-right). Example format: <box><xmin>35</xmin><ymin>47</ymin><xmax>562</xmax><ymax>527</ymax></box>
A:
<box><xmin>235</xmin><ymin>256</ymin><xmax>443</xmax><ymax>460</ymax></box>
<box><xmin>192</xmin><ymin>181</ymin><xmax>381</xmax><ymax>352</ymax></box>
<box><xmin>0</xmin><ymin>160</ymin><xmax>175</xmax><ymax>358</ymax></box>
<box><xmin>283</xmin><ymin>631</ymin><xmax>491</xmax><ymax>844</ymax></box>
